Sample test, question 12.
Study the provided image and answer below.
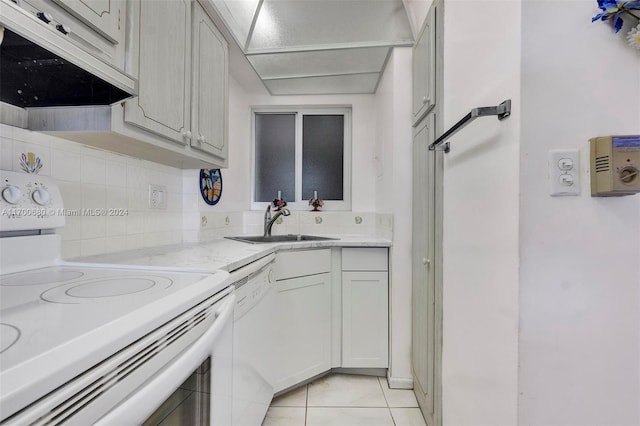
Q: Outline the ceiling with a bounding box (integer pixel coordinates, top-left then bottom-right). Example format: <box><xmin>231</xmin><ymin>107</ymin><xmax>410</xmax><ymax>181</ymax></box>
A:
<box><xmin>210</xmin><ymin>0</ymin><xmax>415</xmax><ymax>95</ymax></box>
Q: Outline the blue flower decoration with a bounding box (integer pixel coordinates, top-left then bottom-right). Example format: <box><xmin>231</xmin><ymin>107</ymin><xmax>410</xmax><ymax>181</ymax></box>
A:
<box><xmin>593</xmin><ymin>0</ymin><xmax>640</xmax><ymax>32</ymax></box>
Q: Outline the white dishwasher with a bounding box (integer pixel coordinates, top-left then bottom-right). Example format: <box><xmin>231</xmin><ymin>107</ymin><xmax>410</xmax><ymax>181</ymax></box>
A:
<box><xmin>229</xmin><ymin>253</ymin><xmax>277</xmax><ymax>426</ymax></box>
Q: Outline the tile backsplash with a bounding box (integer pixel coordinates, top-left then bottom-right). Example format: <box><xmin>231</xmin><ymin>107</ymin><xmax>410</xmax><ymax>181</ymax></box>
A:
<box><xmin>242</xmin><ymin>210</ymin><xmax>390</xmax><ymax>238</ymax></box>
<box><xmin>1</xmin><ymin>124</ymin><xmax>184</xmax><ymax>258</ymax></box>
<box><xmin>1</xmin><ymin>124</ymin><xmax>393</xmax><ymax>259</ymax></box>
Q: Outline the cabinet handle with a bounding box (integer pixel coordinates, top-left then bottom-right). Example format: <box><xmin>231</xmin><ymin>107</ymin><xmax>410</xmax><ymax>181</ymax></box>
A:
<box><xmin>422</xmin><ymin>96</ymin><xmax>430</xmax><ymax>105</ymax></box>
<box><xmin>181</xmin><ymin>130</ymin><xmax>191</xmax><ymax>141</ymax></box>
<box><xmin>198</xmin><ymin>135</ymin><xmax>205</xmax><ymax>144</ymax></box>
<box><xmin>422</xmin><ymin>257</ymin><xmax>431</xmax><ymax>265</ymax></box>
<box><xmin>37</xmin><ymin>12</ymin><xmax>53</xmax><ymax>24</ymax></box>
<box><xmin>56</xmin><ymin>24</ymin><xmax>71</xmax><ymax>35</ymax></box>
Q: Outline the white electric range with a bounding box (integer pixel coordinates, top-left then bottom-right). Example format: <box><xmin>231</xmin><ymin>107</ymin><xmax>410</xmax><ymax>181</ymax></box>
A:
<box><xmin>0</xmin><ymin>170</ymin><xmax>234</xmax><ymax>425</ymax></box>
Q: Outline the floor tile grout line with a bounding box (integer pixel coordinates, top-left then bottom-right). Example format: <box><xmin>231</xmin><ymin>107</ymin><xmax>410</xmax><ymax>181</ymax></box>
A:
<box><xmin>389</xmin><ymin>406</ymin><xmax>398</xmax><ymax>426</ymax></box>
<box><xmin>306</xmin><ymin>405</ymin><xmax>391</xmax><ymax>408</ymax></box>
<box><xmin>377</xmin><ymin>376</ymin><xmax>391</xmax><ymax>408</ymax></box>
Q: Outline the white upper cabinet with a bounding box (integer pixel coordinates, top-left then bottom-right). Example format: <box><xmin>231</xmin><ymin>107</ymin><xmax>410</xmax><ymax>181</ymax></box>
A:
<box><xmin>123</xmin><ymin>0</ymin><xmax>229</xmax><ymax>167</ymax></box>
<box><xmin>124</xmin><ymin>0</ymin><xmax>191</xmax><ymax>145</ymax></box>
<box><xmin>191</xmin><ymin>2</ymin><xmax>229</xmax><ymax>164</ymax></box>
<box><xmin>52</xmin><ymin>0</ymin><xmax>122</xmax><ymax>43</ymax></box>
<box><xmin>19</xmin><ymin>0</ymin><xmax>126</xmax><ymax>68</ymax></box>
<box><xmin>412</xmin><ymin>4</ymin><xmax>436</xmax><ymax>125</ymax></box>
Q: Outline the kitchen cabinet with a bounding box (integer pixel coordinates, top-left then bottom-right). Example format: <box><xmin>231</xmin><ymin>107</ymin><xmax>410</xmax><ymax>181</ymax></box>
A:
<box><xmin>124</xmin><ymin>0</ymin><xmax>191</xmax><ymax>145</ymax></box>
<box><xmin>18</xmin><ymin>0</ymin><xmax>126</xmax><ymax>68</ymax></box>
<box><xmin>272</xmin><ymin>250</ymin><xmax>332</xmax><ymax>393</ymax></box>
<box><xmin>124</xmin><ymin>0</ymin><xmax>228</xmax><ymax>166</ymax></box>
<box><xmin>26</xmin><ymin>0</ymin><xmax>229</xmax><ymax>168</ymax></box>
<box><xmin>341</xmin><ymin>248</ymin><xmax>388</xmax><ymax>368</ymax></box>
<box><xmin>190</xmin><ymin>2</ymin><xmax>228</xmax><ymax>162</ymax></box>
<box><xmin>412</xmin><ymin>112</ymin><xmax>440</xmax><ymax>424</ymax></box>
<box><xmin>412</xmin><ymin>4</ymin><xmax>436</xmax><ymax>125</ymax></box>
<box><xmin>52</xmin><ymin>0</ymin><xmax>122</xmax><ymax>43</ymax></box>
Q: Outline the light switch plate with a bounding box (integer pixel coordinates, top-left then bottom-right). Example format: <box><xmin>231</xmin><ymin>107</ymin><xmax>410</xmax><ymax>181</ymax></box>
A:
<box><xmin>149</xmin><ymin>184</ymin><xmax>167</xmax><ymax>209</ymax></box>
<box><xmin>549</xmin><ymin>149</ymin><xmax>580</xmax><ymax>196</ymax></box>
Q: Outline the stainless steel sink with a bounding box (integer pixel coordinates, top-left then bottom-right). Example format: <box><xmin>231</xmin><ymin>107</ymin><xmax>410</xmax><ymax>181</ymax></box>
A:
<box><xmin>226</xmin><ymin>234</ymin><xmax>338</xmax><ymax>244</ymax></box>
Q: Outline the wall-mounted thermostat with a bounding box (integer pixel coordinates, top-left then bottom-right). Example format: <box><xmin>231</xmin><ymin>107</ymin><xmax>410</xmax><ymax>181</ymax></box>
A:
<box><xmin>590</xmin><ymin>135</ymin><xmax>640</xmax><ymax>197</ymax></box>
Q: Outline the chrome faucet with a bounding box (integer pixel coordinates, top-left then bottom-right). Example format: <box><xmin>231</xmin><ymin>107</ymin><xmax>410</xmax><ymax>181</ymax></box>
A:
<box><xmin>264</xmin><ymin>205</ymin><xmax>291</xmax><ymax>237</ymax></box>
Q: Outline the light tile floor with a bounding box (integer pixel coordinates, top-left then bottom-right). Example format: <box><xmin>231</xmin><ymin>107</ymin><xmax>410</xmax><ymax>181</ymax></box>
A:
<box><xmin>262</xmin><ymin>374</ymin><xmax>427</xmax><ymax>426</ymax></box>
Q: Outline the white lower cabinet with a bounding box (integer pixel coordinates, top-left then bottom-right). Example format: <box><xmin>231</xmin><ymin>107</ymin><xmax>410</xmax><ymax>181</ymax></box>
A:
<box><xmin>342</xmin><ymin>248</ymin><xmax>389</xmax><ymax>368</ymax></box>
<box><xmin>342</xmin><ymin>271</ymin><xmax>388</xmax><ymax>368</ymax></box>
<box><xmin>273</xmin><ymin>250</ymin><xmax>332</xmax><ymax>393</ymax></box>
<box><xmin>271</xmin><ymin>247</ymin><xmax>389</xmax><ymax>393</ymax></box>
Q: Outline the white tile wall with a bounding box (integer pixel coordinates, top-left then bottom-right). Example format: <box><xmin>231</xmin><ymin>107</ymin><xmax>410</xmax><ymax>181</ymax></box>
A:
<box><xmin>1</xmin><ymin>124</ymin><xmax>186</xmax><ymax>259</ymax></box>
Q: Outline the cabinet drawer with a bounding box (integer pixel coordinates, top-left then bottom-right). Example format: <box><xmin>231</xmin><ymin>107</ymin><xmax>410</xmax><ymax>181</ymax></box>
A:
<box><xmin>274</xmin><ymin>249</ymin><xmax>331</xmax><ymax>280</ymax></box>
<box><xmin>342</xmin><ymin>248</ymin><xmax>388</xmax><ymax>271</ymax></box>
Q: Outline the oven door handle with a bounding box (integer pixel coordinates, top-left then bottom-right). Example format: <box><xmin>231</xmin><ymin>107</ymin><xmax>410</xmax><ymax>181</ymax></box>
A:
<box><xmin>94</xmin><ymin>292</ymin><xmax>236</xmax><ymax>426</ymax></box>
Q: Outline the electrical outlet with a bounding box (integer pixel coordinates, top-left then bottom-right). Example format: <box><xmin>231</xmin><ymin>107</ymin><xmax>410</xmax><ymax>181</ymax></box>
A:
<box><xmin>549</xmin><ymin>149</ymin><xmax>580</xmax><ymax>196</ymax></box>
<box><xmin>149</xmin><ymin>184</ymin><xmax>167</xmax><ymax>209</ymax></box>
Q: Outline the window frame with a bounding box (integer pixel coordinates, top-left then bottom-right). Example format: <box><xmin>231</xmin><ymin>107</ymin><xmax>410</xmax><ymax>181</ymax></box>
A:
<box><xmin>251</xmin><ymin>106</ymin><xmax>352</xmax><ymax>211</ymax></box>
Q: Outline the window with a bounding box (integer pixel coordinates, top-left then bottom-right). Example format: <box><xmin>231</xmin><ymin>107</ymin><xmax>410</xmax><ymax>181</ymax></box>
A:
<box><xmin>252</xmin><ymin>107</ymin><xmax>351</xmax><ymax>210</ymax></box>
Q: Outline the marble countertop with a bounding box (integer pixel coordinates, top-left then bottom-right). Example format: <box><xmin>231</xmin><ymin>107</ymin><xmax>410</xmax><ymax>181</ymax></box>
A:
<box><xmin>73</xmin><ymin>235</ymin><xmax>391</xmax><ymax>272</ymax></box>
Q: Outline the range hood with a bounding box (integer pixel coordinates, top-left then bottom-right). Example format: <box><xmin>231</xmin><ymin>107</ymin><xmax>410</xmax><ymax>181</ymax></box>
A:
<box><xmin>0</xmin><ymin>0</ymin><xmax>136</xmax><ymax>112</ymax></box>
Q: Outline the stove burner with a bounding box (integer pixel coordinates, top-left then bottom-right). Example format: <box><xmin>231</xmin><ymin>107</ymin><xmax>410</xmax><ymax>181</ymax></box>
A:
<box><xmin>41</xmin><ymin>276</ymin><xmax>173</xmax><ymax>304</ymax></box>
<box><xmin>66</xmin><ymin>278</ymin><xmax>156</xmax><ymax>298</ymax></box>
<box><xmin>0</xmin><ymin>270</ymin><xmax>84</xmax><ymax>286</ymax></box>
<box><xmin>0</xmin><ymin>323</ymin><xmax>20</xmax><ymax>353</ymax></box>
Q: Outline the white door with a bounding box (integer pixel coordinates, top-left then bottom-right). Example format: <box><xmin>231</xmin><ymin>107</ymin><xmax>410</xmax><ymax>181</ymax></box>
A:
<box><xmin>412</xmin><ymin>113</ymin><xmax>442</xmax><ymax>426</ymax></box>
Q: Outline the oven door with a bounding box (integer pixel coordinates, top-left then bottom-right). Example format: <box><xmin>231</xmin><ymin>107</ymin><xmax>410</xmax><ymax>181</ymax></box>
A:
<box><xmin>95</xmin><ymin>291</ymin><xmax>235</xmax><ymax>426</ymax></box>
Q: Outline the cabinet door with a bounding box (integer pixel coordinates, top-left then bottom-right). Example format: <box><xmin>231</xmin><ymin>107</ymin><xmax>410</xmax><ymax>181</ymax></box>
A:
<box><xmin>21</xmin><ymin>0</ymin><xmax>126</xmax><ymax>68</ymax></box>
<box><xmin>191</xmin><ymin>3</ymin><xmax>229</xmax><ymax>164</ymax></box>
<box><xmin>273</xmin><ymin>273</ymin><xmax>332</xmax><ymax>393</ymax></box>
<box><xmin>412</xmin><ymin>5</ymin><xmax>436</xmax><ymax>124</ymax></box>
<box><xmin>342</xmin><ymin>271</ymin><xmax>388</xmax><ymax>368</ymax></box>
<box><xmin>124</xmin><ymin>0</ymin><xmax>191</xmax><ymax>145</ymax></box>
<box><xmin>412</xmin><ymin>113</ymin><xmax>439</xmax><ymax>425</ymax></box>
<box><xmin>52</xmin><ymin>0</ymin><xmax>123</xmax><ymax>43</ymax></box>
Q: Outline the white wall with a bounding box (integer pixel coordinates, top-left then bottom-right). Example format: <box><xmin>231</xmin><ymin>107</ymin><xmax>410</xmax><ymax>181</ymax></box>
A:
<box><xmin>519</xmin><ymin>1</ymin><xmax>640</xmax><ymax>424</ymax></box>
<box><xmin>375</xmin><ymin>47</ymin><xmax>415</xmax><ymax>385</ymax></box>
<box><xmin>441</xmin><ymin>1</ymin><xmax>521</xmax><ymax>424</ymax></box>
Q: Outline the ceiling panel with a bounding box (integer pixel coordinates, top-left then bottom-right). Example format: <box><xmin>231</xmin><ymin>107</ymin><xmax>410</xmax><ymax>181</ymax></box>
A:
<box><xmin>211</xmin><ymin>0</ymin><xmax>260</xmax><ymax>47</ymax></box>
<box><xmin>212</xmin><ymin>0</ymin><xmax>414</xmax><ymax>94</ymax></box>
<box><xmin>247</xmin><ymin>47</ymin><xmax>390</xmax><ymax>79</ymax></box>
<box><xmin>249</xmin><ymin>0</ymin><xmax>413</xmax><ymax>51</ymax></box>
<box><xmin>264</xmin><ymin>73</ymin><xmax>381</xmax><ymax>95</ymax></box>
